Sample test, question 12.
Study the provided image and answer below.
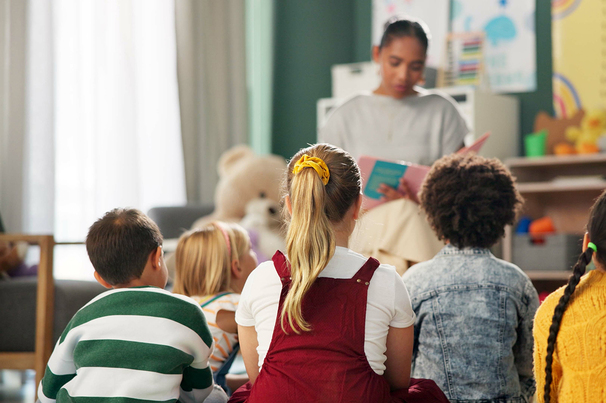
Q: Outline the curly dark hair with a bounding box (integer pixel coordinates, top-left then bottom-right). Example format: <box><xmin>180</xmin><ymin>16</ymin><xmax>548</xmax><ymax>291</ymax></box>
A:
<box><xmin>419</xmin><ymin>153</ymin><xmax>523</xmax><ymax>249</ymax></box>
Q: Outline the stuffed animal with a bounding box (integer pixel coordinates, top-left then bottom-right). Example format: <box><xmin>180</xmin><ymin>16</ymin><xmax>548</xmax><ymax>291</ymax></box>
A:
<box><xmin>165</xmin><ymin>145</ymin><xmax>287</xmax><ymax>282</ymax></box>
<box><xmin>191</xmin><ymin>145</ymin><xmax>287</xmax><ymax>228</ymax></box>
<box><xmin>0</xmin><ymin>241</ymin><xmax>35</xmax><ymax>278</ymax></box>
<box><xmin>239</xmin><ymin>197</ymin><xmax>285</xmax><ymax>262</ymax></box>
<box><xmin>534</xmin><ymin>110</ymin><xmax>584</xmax><ymax>155</ymax></box>
<box><xmin>565</xmin><ymin>109</ymin><xmax>606</xmax><ymax>154</ymax></box>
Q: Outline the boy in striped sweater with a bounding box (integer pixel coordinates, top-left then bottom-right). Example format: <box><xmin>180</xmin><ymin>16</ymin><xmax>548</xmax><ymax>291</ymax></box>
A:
<box><xmin>37</xmin><ymin>208</ymin><xmax>216</xmax><ymax>403</ymax></box>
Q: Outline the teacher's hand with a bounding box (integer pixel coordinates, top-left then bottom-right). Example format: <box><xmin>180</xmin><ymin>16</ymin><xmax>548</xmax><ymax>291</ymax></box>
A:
<box><xmin>378</xmin><ymin>177</ymin><xmax>415</xmax><ymax>203</ymax></box>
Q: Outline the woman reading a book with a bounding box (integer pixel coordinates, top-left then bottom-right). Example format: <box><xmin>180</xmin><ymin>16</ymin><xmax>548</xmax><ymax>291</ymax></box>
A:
<box><xmin>318</xmin><ymin>18</ymin><xmax>468</xmax><ymax>273</ymax></box>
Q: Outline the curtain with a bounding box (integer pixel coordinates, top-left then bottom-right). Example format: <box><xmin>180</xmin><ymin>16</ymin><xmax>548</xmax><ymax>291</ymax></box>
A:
<box><xmin>1</xmin><ymin>0</ymin><xmax>187</xmax><ymax>279</ymax></box>
<box><xmin>53</xmin><ymin>0</ymin><xmax>186</xmax><ymax>244</ymax></box>
<box><xmin>175</xmin><ymin>0</ymin><xmax>248</xmax><ymax>205</ymax></box>
<box><xmin>0</xmin><ymin>0</ymin><xmax>54</xmax><ymax>234</ymax></box>
<box><xmin>0</xmin><ymin>0</ymin><xmax>30</xmax><ymax>234</ymax></box>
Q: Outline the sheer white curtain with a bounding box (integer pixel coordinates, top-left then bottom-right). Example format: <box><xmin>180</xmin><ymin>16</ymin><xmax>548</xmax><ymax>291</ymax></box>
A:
<box><xmin>54</xmin><ymin>0</ymin><xmax>186</xmax><ymax>246</ymax></box>
<box><xmin>0</xmin><ymin>0</ymin><xmax>54</xmax><ymax>235</ymax></box>
<box><xmin>52</xmin><ymin>0</ymin><xmax>187</xmax><ymax>279</ymax></box>
<box><xmin>1</xmin><ymin>0</ymin><xmax>186</xmax><ymax>280</ymax></box>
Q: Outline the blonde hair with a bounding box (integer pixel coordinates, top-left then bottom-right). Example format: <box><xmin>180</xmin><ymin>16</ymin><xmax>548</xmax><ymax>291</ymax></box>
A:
<box><xmin>281</xmin><ymin>144</ymin><xmax>361</xmax><ymax>333</ymax></box>
<box><xmin>173</xmin><ymin>222</ymin><xmax>251</xmax><ymax>297</ymax></box>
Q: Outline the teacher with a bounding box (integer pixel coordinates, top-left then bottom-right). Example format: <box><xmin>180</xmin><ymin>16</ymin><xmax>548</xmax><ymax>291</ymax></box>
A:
<box><xmin>318</xmin><ymin>18</ymin><xmax>469</xmax><ymax>273</ymax></box>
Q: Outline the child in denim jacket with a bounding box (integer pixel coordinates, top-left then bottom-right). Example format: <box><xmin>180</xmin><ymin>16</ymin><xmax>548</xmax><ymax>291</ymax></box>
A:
<box><xmin>402</xmin><ymin>154</ymin><xmax>539</xmax><ymax>403</ymax></box>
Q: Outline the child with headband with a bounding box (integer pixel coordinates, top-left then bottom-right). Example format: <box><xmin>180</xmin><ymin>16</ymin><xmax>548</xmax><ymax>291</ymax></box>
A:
<box><xmin>533</xmin><ymin>190</ymin><xmax>606</xmax><ymax>403</ymax></box>
<box><xmin>229</xmin><ymin>144</ymin><xmax>448</xmax><ymax>402</ymax></box>
<box><xmin>173</xmin><ymin>222</ymin><xmax>258</xmax><ymax>393</ymax></box>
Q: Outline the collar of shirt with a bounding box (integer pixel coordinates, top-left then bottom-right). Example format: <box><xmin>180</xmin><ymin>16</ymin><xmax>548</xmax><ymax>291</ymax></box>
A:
<box><xmin>436</xmin><ymin>244</ymin><xmax>492</xmax><ymax>257</ymax></box>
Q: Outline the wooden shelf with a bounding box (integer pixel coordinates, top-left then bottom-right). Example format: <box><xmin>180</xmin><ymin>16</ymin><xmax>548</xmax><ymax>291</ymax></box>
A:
<box><xmin>503</xmin><ymin>155</ymin><xmax>606</xmax><ymax>288</ymax></box>
<box><xmin>517</xmin><ymin>181</ymin><xmax>606</xmax><ymax>193</ymax></box>
<box><xmin>507</xmin><ymin>153</ymin><xmax>606</xmax><ymax>168</ymax></box>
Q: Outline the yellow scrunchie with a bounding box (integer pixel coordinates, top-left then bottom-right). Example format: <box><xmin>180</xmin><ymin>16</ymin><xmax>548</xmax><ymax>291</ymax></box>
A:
<box><xmin>292</xmin><ymin>154</ymin><xmax>330</xmax><ymax>185</ymax></box>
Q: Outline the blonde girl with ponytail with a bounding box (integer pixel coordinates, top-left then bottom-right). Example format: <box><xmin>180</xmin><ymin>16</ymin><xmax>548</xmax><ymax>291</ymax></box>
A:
<box><xmin>231</xmin><ymin>144</ymin><xmax>448</xmax><ymax>403</ymax></box>
<box><xmin>533</xmin><ymin>190</ymin><xmax>606</xmax><ymax>403</ymax></box>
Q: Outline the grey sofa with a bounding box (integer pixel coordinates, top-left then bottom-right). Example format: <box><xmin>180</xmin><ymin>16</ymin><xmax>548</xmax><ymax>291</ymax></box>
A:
<box><xmin>0</xmin><ymin>278</ymin><xmax>105</xmax><ymax>351</ymax></box>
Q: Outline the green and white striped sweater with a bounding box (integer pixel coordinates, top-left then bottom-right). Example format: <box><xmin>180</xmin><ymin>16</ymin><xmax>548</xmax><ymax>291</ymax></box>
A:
<box><xmin>37</xmin><ymin>286</ymin><xmax>215</xmax><ymax>403</ymax></box>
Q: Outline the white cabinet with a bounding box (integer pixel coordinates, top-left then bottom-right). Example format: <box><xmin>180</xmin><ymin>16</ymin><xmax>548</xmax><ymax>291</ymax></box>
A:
<box><xmin>439</xmin><ymin>86</ymin><xmax>520</xmax><ymax>162</ymax></box>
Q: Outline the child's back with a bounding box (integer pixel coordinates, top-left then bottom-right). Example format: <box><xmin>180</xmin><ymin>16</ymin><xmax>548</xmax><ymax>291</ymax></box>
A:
<box><xmin>402</xmin><ymin>154</ymin><xmax>539</xmax><ymax>403</ymax></box>
<box><xmin>40</xmin><ymin>287</ymin><xmax>214</xmax><ymax>402</ymax></box>
<box><xmin>533</xmin><ymin>190</ymin><xmax>606</xmax><ymax>403</ymax></box>
<box><xmin>38</xmin><ymin>208</ymin><xmax>216</xmax><ymax>403</ymax></box>
<box><xmin>403</xmin><ymin>247</ymin><xmax>537</xmax><ymax>400</ymax></box>
<box><xmin>193</xmin><ymin>292</ymin><xmax>240</xmax><ymax>371</ymax></box>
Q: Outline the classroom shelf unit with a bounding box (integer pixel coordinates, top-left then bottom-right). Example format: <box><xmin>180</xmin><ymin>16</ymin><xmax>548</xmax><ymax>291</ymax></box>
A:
<box><xmin>504</xmin><ymin>154</ymin><xmax>606</xmax><ymax>293</ymax></box>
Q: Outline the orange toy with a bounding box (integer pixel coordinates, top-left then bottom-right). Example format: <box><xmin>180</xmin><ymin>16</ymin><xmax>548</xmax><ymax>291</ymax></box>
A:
<box><xmin>529</xmin><ymin>217</ymin><xmax>555</xmax><ymax>235</ymax></box>
<box><xmin>554</xmin><ymin>142</ymin><xmax>576</xmax><ymax>155</ymax></box>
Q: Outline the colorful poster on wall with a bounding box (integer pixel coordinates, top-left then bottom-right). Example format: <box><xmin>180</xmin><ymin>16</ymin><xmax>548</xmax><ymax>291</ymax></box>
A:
<box><xmin>372</xmin><ymin>0</ymin><xmax>450</xmax><ymax>69</ymax></box>
<box><xmin>552</xmin><ymin>0</ymin><xmax>606</xmax><ymax>118</ymax></box>
<box><xmin>451</xmin><ymin>0</ymin><xmax>536</xmax><ymax>93</ymax></box>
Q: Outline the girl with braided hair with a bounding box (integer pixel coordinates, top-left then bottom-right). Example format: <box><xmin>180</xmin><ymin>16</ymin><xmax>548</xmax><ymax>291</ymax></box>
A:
<box><xmin>533</xmin><ymin>190</ymin><xmax>606</xmax><ymax>403</ymax></box>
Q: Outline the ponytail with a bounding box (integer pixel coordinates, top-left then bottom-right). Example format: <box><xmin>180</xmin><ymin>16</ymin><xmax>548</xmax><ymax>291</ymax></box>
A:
<box><xmin>281</xmin><ymin>144</ymin><xmax>361</xmax><ymax>334</ymax></box>
<box><xmin>543</xmin><ymin>247</ymin><xmax>592</xmax><ymax>403</ymax></box>
<box><xmin>281</xmin><ymin>169</ymin><xmax>335</xmax><ymax>333</ymax></box>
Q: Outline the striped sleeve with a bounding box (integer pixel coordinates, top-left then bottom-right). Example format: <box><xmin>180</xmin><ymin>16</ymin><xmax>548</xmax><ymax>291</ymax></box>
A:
<box><xmin>37</xmin><ymin>333</ymin><xmax>77</xmax><ymax>402</ymax></box>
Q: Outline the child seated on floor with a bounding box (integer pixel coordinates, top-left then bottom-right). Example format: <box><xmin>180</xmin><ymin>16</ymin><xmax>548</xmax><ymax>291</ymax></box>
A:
<box><xmin>37</xmin><ymin>208</ymin><xmax>218</xmax><ymax>403</ymax></box>
<box><xmin>402</xmin><ymin>154</ymin><xmax>540</xmax><ymax>403</ymax></box>
<box><xmin>533</xmin><ymin>190</ymin><xmax>606</xmax><ymax>403</ymax></box>
<box><xmin>229</xmin><ymin>144</ymin><xmax>449</xmax><ymax>403</ymax></box>
<box><xmin>173</xmin><ymin>222</ymin><xmax>258</xmax><ymax>393</ymax></box>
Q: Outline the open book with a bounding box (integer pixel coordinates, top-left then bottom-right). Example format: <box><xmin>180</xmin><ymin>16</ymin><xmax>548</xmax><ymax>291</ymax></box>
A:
<box><xmin>359</xmin><ymin>132</ymin><xmax>490</xmax><ymax>209</ymax></box>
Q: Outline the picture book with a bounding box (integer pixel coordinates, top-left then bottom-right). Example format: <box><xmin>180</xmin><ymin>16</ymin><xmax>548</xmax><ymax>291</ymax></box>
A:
<box><xmin>359</xmin><ymin>132</ymin><xmax>490</xmax><ymax>209</ymax></box>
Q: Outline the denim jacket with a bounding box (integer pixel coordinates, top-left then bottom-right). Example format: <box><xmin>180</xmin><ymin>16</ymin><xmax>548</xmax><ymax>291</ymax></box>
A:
<box><xmin>401</xmin><ymin>245</ymin><xmax>539</xmax><ymax>403</ymax></box>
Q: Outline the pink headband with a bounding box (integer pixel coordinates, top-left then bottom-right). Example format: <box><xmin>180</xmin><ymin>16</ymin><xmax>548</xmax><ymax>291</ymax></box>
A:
<box><xmin>214</xmin><ymin>222</ymin><xmax>232</xmax><ymax>259</ymax></box>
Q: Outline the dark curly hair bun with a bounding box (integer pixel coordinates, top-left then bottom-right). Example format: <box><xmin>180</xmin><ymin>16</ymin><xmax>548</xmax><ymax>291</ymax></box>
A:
<box><xmin>419</xmin><ymin>153</ymin><xmax>523</xmax><ymax>249</ymax></box>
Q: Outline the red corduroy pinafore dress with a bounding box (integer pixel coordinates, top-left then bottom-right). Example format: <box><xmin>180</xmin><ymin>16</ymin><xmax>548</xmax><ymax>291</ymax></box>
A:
<box><xmin>229</xmin><ymin>251</ymin><xmax>448</xmax><ymax>403</ymax></box>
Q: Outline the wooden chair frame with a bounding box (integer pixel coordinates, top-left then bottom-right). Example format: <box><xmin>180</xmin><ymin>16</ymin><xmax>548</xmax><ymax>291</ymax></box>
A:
<box><xmin>0</xmin><ymin>234</ymin><xmax>55</xmax><ymax>390</ymax></box>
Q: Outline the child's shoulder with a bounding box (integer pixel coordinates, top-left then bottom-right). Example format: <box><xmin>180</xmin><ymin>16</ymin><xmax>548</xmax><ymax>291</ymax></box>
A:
<box><xmin>401</xmin><ymin>257</ymin><xmax>440</xmax><ymax>280</ymax></box>
<box><xmin>88</xmin><ymin>287</ymin><xmax>205</xmax><ymax>318</ymax></box>
<box><xmin>62</xmin><ymin>287</ymin><xmax>213</xmax><ymax>347</ymax></box>
<box><xmin>241</xmin><ymin>260</ymin><xmax>281</xmax><ymax>294</ymax></box>
<box><xmin>253</xmin><ymin>259</ymin><xmax>281</xmax><ymax>280</ymax></box>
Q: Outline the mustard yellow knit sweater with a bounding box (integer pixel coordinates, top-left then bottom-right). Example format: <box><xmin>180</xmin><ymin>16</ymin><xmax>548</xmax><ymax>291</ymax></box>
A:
<box><xmin>533</xmin><ymin>269</ymin><xmax>606</xmax><ymax>403</ymax></box>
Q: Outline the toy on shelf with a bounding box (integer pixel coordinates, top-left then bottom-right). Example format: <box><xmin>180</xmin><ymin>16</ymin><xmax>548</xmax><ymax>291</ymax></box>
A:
<box><xmin>528</xmin><ymin>217</ymin><xmax>556</xmax><ymax>236</ymax></box>
<box><xmin>553</xmin><ymin>142</ymin><xmax>576</xmax><ymax>155</ymax></box>
<box><xmin>565</xmin><ymin>109</ymin><xmax>606</xmax><ymax>154</ymax></box>
<box><xmin>524</xmin><ymin>130</ymin><xmax>547</xmax><ymax>158</ymax></box>
<box><xmin>534</xmin><ymin>110</ymin><xmax>584</xmax><ymax>155</ymax></box>
<box><xmin>515</xmin><ymin>216</ymin><xmax>532</xmax><ymax>234</ymax></box>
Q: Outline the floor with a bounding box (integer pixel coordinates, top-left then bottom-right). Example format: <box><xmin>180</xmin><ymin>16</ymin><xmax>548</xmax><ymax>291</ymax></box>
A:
<box><xmin>0</xmin><ymin>371</ymin><xmax>35</xmax><ymax>403</ymax></box>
